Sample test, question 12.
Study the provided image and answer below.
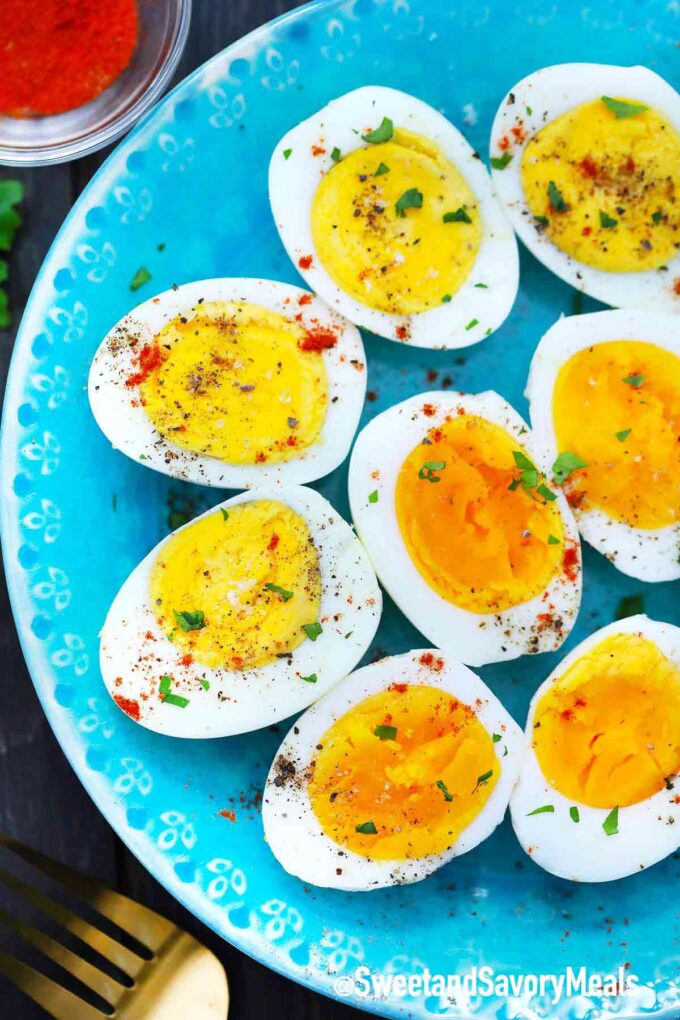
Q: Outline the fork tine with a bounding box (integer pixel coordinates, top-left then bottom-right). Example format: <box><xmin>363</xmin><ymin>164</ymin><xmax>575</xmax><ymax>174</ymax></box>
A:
<box><xmin>0</xmin><ymin>867</ymin><xmax>145</xmax><ymax>979</ymax></box>
<box><xmin>0</xmin><ymin>950</ymin><xmax>105</xmax><ymax>1020</ymax></box>
<box><xmin>0</xmin><ymin>835</ymin><xmax>174</xmax><ymax>951</ymax></box>
<box><xmin>0</xmin><ymin>903</ymin><xmax>125</xmax><ymax>1008</ymax></box>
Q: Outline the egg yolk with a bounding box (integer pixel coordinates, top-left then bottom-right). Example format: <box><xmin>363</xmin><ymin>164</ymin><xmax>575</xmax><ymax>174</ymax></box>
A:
<box><xmin>311</xmin><ymin>128</ymin><xmax>481</xmax><ymax>314</ymax></box>
<box><xmin>533</xmin><ymin>633</ymin><xmax>680</xmax><ymax>808</ymax></box>
<box><xmin>521</xmin><ymin>98</ymin><xmax>680</xmax><ymax>272</ymax></box>
<box><xmin>395</xmin><ymin>415</ymin><xmax>565</xmax><ymax>614</ymax></box>
<box><xmin>308</xmin><ymin>683</ymin><xmax>498</xmax><ymax>860</ymax></box>
<box><xmin>138</xmin><ymin>300</ymin><xmax>329</xmax><ymax>464</ymax></box>
<box><xmin>553</xmin><ymin>340</ymin><xmax>680</xmax><ymax>529</ymax></box>
<box><xmin>149</xmin><ymin>500</ymin><xmax>322</xmax><ymax>670</ymax></box>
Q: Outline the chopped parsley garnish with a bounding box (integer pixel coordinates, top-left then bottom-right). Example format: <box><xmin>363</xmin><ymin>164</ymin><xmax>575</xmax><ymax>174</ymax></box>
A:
<box><xmin>331</xmin><ymin>146</ymin><xmax>341</xmax><ymax>162</ymax></box>
<box><xmin>221</xmin><ymin>508</ymin><xmax>229</xmax><ymax>521</ymax></box>
<box><xmin>552</xmin><ymin>450</ymin><xmax>587</xmax><ymax>484</ymax></box>
<box><xmin>547</xmin><ymin>180</ymin><xmax>568</xmax><ymax>213</ymax></box>
<box><xmin>130</xmin><ymin>266</ymin><xmax>152</xmax><ymax>292</ymax></box>
<box><xmin>492</xmin><ymin>733</ymin><xmax>502</xmax><ymax>743</ymax></box>
<box><xmin>441</xmin><ymin>294</ymin><xmax>452</xmax><ymax>303</ymax></box>
<box><xmin>443</xmin><ymin>207</ymin><xmax>472</xmax><ymax>224</ymax></box>
<box><xmin>602</xmin><ymin>806</ymin><xmax>619</xmax><ymax>836</ymax></box>
<box><xmin>200</xmin><ymin>679</ymin><xmax>210</xmax><ymax>691</ymax></box>
<box><xmin>615</xmin><ymin>428</ymin><xmax>632</xmax><ymax>442</ymax></box>
<box><xmin>163</xmin><ymin>693</ymin><xmax>190</xmax><ymax>708</ymax></box>
<box><xmin>301</xmin><ymin>673</ymin><xmax>317</xmax><ymax>684</ymax></box>
<box><xmin>174</xmin><ymin>609</ymin><xmax>206</xmax><ymax>631</ymax></box>
<box><xmin>490</xmin><ymin>152</ymin><xmax>512</xmax><ymax>170</ymax></box>
<box><xmin>601</xmin><ymin>96</ymin><xmax>649</xmax><ymax>119</ymax></box>
<box><xmin>465</xmin><ymin>318</ymin><xmax>479</xmax><ymax>331</ymax></box>
<box><xmin>283</xmin><ymin>148</ymin><xmax>292</xmax><ymax>160</ymax></box>
<box><xmin>651</xmin><ymin>210</ymin><xmax>663</xmax><ymax>225</ymax></box>
<box><xmin>534</xmin><ymin>215</ymin><xmax>549</xmax><ymax>228</ymax></box>
<box><xmin>368</xmin><ymin>490</ymin><xmax>379</xmax><ymax>503</ymax></box>
<box><xmin>418</xmin><ymin>460</ymin><xmax>446</xmax><ymax>483</ymax></box>
<box><xmin>362</xmin><ymin>117</ymin><xmax>394</xmax><ymax>144</ymax></box>
<box><xmin>569</xmin><ymin>806</ymin><xmax>580</xmax><ymax>823</ymax></box>
<box><xmin>474</xmin><ymin>283</ymin><xmax>488</xmax><ymax>289</ymax></box>
<box><xmin>374</xmin><ymin>725</ymin><xmax>397</xmax><ymax>740</ymax></box>
<box><xmin>395</xmin><ymin>187</ymin><xmax>423</xmax><ymax>218</ymax></box>
<box><xmin>527</xmin><ymin>805</ymin><xmax>555</xmax><ymax>816</ymax></box>
<box><xmin>264</xmin><ymin>582</ymin><xmax>294</xmax><ymax>602</ymax></box>
<box><xmin>623</xmin><ymin>373</ymin><xmax>644</xmax><ymax>387</ymax></box>
<box><xmin>473</xmin><ymin>769</ymin><xmax>493</xmax><ymax>793</ymax></box>
<box><xmin>615</xmin><ymin>593</ymin><xmax>644</xmax><ymax>620</ymax></box>
<box><xmin>159</xmin><ymin>674</ymin><xmax>172</xmax><ymax>696</ymax></box>
<box><xmin>511</xmin><ymin>450</ymin><xmax>538</xmax><ymax>491</ymax></box>
<box><xmin>302</xmin><ymin>621</ymin><xmax>323</xmax><ymax>641</ymax></box>
<box><xmin>536</xmin><ymin>483</ymin><xmax>557</xmax><ymax>502</ymax></box>
<box><xmin>663</xmin><ymin>774</ymin><xmax>675</xmax><ymax>791</ymax></box>
<box><xmin>599</xmin><ymin>211</ymin><xmax>618</xmax><ymax>229</ymax></box>
<box><xmin>374</xmin><ymin>162</ymin><xmax>390</xmax><ymax>176</ymax></box>
<box><xmin>355</xmin><ymin>820</ymin><xmax>378</xmax><ymax>835</ymax></box>
<box><xmin>436</xmin><ymin>779</ymin><xmax>454</xmax><ymax>802</ymax></box>
<box><xmin>548</xmin><ymin>534</ymin><xmax>561</xmax><ymax>545</ymax></box>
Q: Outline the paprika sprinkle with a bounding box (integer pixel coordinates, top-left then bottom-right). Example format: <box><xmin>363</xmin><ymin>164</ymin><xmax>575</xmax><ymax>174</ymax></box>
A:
<box><xmin>0</xmin><ymin>0</ymin><xmax>139</xmax><ymax>118</ymax></box>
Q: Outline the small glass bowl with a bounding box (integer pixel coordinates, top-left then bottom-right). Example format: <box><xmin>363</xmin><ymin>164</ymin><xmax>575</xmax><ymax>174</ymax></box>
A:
<box><xmin>0</xmin><ymin>0</ymin><xmax>192</xmax><ymax>167</ymax></box>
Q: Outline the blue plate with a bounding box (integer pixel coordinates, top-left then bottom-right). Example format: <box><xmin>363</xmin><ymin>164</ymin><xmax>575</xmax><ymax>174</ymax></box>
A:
<box><xmin>2</xmin><ymin>1</ymin><xmax>679</xmax><ymax>1016</ymax></box>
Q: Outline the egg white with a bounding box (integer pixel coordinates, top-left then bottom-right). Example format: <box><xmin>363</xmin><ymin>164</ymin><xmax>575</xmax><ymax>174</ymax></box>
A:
<box><xmin>527</xmin><ymin>309</ymin><xmax>680</xmax><ymax>582</ymax></box>
<box><xmin>100</xmin><ymin>484</ymin><xmax>382</xmax><ymax>738</ymax></box>
<box><xmin>348</xmin><ymin>390</ymin><xmax>582</xmax><ymax>666</ymax></box>
<box><xmin>490</xmin><ymin>63</ymin><xmax>680</xmax><ymax>310</ymax></box>
<box><xmin>511</xmin><ymin>615</ymin><xmax>680</xmax><ymax>883</ymax></box>
<box><xmin>269</xmin><ymin>85</ymin><xmax>519</xmax><ymax>349</ymax></box>
<box><xmin>262</xmin><ymin>649</ymin><xmax>523</xmax><ymax>891</ymax></box>
<box><xmin>88</xmin><ymin>278</ymin><xmax>366</xmax><ymax>487</ymax></box>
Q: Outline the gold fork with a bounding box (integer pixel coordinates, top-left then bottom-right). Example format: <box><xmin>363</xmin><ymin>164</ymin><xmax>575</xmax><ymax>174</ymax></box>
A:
<box><xmin>0</xmin><ymin>834</ymin><xmax>229</xmax><ymax>1018</ymax></box>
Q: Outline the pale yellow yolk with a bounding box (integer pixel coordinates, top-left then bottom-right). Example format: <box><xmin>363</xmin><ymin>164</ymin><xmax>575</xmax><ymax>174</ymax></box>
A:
<box><xmin>149</xmin><ymin>500</ymin><xmax>321</xmax><ymax>670</ymax></box>
<box><xmin>308</xmin><ymin>684</ymin><xmax>498</xmax><ymax>860</ymax></box>
<box><xmin>533</xmin><ymin>633</ymin><xmax>680</xmax><ymax>808</ymax></box>
<box><xmin>395</xmin><ymin>415</ymin><xmax>565</xmax><ymax>614</ymax></box>
<box><xmin>553</xmin><ymin>340</ymin><xmax>680</xmax><ymax>529</ymax></box>
<box><xmin>138</xmin><ymin>300</ymin><xmax>329</xmax><ymax>464</ymax></box>
<box><xmin>521</xmin><ymin>98</ymin><xmax>680</xmax><ymax>272</ymax></box>
<box><xmin>311</xmin><ymin>129</ymin><xmax>481</xmax><ymax>314</ymax></box>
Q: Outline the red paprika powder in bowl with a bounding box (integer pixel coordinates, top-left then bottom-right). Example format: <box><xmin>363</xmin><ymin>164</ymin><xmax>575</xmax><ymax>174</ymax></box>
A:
<box><xmin>0</xmin><ymin>0</ymin><xmax>191</xmax><ymax>166</ymax></box>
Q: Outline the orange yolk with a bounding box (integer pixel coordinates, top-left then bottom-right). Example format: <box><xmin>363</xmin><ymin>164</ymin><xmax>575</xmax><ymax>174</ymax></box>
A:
<box><xmin>395</xmin><ymin>415</ymin><xmax>565</xmax><ymax>613</ymax></box>
<box><xmin>533</xmin><ymin>633</ymin><xmax>680</xmax><ymax>809</ymax></box>
<box><xmin>308</xmin><ymin>684</ymin><xmax>499</xmax><ymax>860</ymax></box>
<box><xmin>553</xmin><ymin>340</ymin><xmax>680</xmax><ymax>529</ymax></box>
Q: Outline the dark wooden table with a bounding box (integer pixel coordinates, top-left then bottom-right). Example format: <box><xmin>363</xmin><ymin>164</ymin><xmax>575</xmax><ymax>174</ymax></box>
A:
<box><xmin>0</xmin><ymin>2</ymin><xmax>364</xmax><ymax>1016</ymax></box>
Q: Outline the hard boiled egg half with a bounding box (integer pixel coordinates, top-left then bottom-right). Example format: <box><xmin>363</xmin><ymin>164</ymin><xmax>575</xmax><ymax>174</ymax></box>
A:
<box><xmin>101</xmin><ymin>485</ymin><xmax>381</xmax><ymax>738</ymax></box>
<box><xmin>263</xmin><ymin>649</ymin><xmax>523</xmax><ymax>890</ymax></box>
<box><xmin>89</xmin><ymin>278</ymin><xmax>366</xmax><ymax>487</ymax></box>
<box><xmin>490</xmin><ymin>64</ymin><xmax>680</xmax><ymax>310</ymax></box>
<box><xmin>511</xmin><ymin>615</ymin><xmax>680</xmax><ymax>882</ymax></box>
<box><xmin>349</xmin><ymin>391</ymin><xmax>582</xmax><ymax>666</ymax></box>
<box><xmin>270</xmin><ymin>86</ymin><xmax>519</xmax><ymax>349</ymax></box>
<box><xmin>527</xmin><ymin>309</ymin><xmax>680</xmax><ymax>582</ymax></box>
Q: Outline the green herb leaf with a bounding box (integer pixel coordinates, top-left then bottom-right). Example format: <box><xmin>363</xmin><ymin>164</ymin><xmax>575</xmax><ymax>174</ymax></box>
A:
<box><xmin>651</xmin><ymin>210</ymin><xmax>663</xmax><ymax>224</ymax></box>
<box><xmin>441</xmin><ymin>294</ymin><xmax>452</xmax><ymax>303</ymax></box>
<box><xmin>362</xmin><ymin>117</ymin><xmax>394</xmax><ymax>144</ymax></box>
<box><xmin>301</xmin><ymin>673</ymin><xmax>317</xmax><ymax>684</ymax></box>
<box><xmin>548</xmin><ymin>534</ymin><xmax>561</xmax><ymax>545</ymax></box>
<box><xmin>355</xmin><ymin>820</ymin><xmax>378</xmax><ymax>835</ymax></box>
<box><xmin>465</xmin><ymin>318</ymin><xmax>479</xmax><ymax>331</ymax></box>
<box><xmin>534</xmin><ymin>215</ymin><xmax>549</xmax><ymax>228</ymax></box>
<box><xmin>163</xmin><ymin>692</ymin><xmax>190</xmax><ymax>708</ymax></box>
<box><xmin>663</xmin><ymin>774</ymin><xmax>675</xmax><ymax>791</ymax></box>
<box><xmin>602</xmin><ymin>806</ymin><xmax>619</xmax><ymax>836</ymax></box>
<box><xmin>490</xmin><ymin>152</ymin><xmax>512</xmax><ymax>170</ymax></box>
<box><xmin>436</xmin><ymin>779</ymin><xmax>454</xmax><ymax>802</ymax></box>
<box><xmin>492</xmin><ymin>733</ymin><xmax>502</xmax><ymax>743</ymax></box>
<box><xmin>622</xmin><ymin>373</ymin><xmax>644</xmax><ymax>387</ymax></box>
<box><xmin>200</xmin><ymin>679</ymin><xmax>211</xmax><ymax>691</ymax></box>
<box><xmin>512</xmin><ymin>450</ymin><xmax>536</xmax><ymax>471</ymax></box>
<box><xmin>615</xmin><ymin>428</ymin><xmax>632</xmax><ymax>442</ymax></box>
<box><xmin>615</xmin><ymin>593</ymin><xmax>644</xmax><ymax>620</ymax></box>
<box><xmin>264</xmin><ymin>582</ymin><xmax>294</xmax><ymax>603</ymax></box>
<box><xmin>302</xmin><ymin>621</ymin><xmax>323</xmax><ymax>641</ymax></box>
<box><xmin>331</xmin><ymin>146</ymin><xmax>341</xmax><ymax>162</ymax></box>
<box><xmin>159</xmin><ymin>674</ymin><xmax>172</xmax><ymax>695</ymax></box>
<box><xmin>473</xmin><ymin>769</ymin><xmax>493</xmax><ymax>792</ymax></box>
<box><xmin>395</xmin><ymin>187</ymin><xmax>423</xmax><ymax>218</ymax></box>
<box><xmin>599</xmin><ymin>211</ymin><xmax>618</xmax><ymax>229</ymax></box>
<box><xmin>418</xmin><ymin>460</ymin><xmax>446</xmax><ymax>483</ymax></box>
<box><xmin>474</xmin><ymin>283</ymin><xmax>488</xmax><ymax>289</ymax></box>
<box><xmin>547</xmin><ymin>180</ymin><xmax>568</xmax><ymax>213</ymax></box>
<box><xmin>601</xmin><ymin>96</ymin><xmax>649</xmax><ymax>119</ymax></box>
<box><xmin>527</xmin><ymin>805</ymin><xmax>555</xmax><ymax>816</ymax></box>
<box><xmin>552</xmin><ymin>450</ymin><xmax>588</xmax><ymax>484</ymax></box>
<box><xmin>537</xmin><ymin>483</ymin><xmax>557</xmax><ymax>502</ymax></box>
<box><xmin>368</xmin><ymin>490</ymin><xmax>379</xmax><ymax>504</ymax></box>
<box><xmin>569</xmin><ymin>806</ymin><xmax>580</xmax><ymax>823</ymax></box>
<box><xmin>130</xmin><ymin>267</ymin><xmax>152</xmax><ymax>292</ymax></box>
<box><xmin>374</xmin><ymin>162</ymin><xmax>390</xmax><ymax>176</ymax></box>
<box><xmin>374</xmin><ymin>725</ymin><xmax>397</xmax><ymax>740</ymax></box>
<box><xmin>221</xmin><ymin>508</ymin><xmax>229</xmax><ymax>521</ymax></box>
<box><xmin>174</xmin><ymin>609</ymin><xmax>206</xmax><ymax>631</ymax></box>
<box><xmin>283</xmin><ymin>148</ymin><xmax>292</xmax><ymax>160</ymax></box>
<box><xmin>443</xmin><ymin>207</ymin><xmax>472</xmax><ymax>224</ymax></box>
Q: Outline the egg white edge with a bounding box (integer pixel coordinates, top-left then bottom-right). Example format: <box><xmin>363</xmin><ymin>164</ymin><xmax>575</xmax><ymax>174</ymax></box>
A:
<box><xmin>87</xmin><ymin>277</ymin><xmax>367</xmax><ymax>488</ymax></box>
<box><xmin>262</xmin><ymin>648</ymin><xmax>523</xmax><ymax>890</ymax></box>
<box><xmin>526</xmin><ymin>308</ymin><xmax>680</xmax><ymax>582</ymax></box>
<box><xmin>100</xmin><ymin>483</ymin><xmax>382</xmax><ymax>738</ymax></box>
<box><xmin>348</xmin><ymin>389</ymin><xmax>582</xmax><ymax>667</ymax></box>
<box><xmin>490</xmin><ymin>63</ymin><xmax>680</xmax><ymax>311</ymax></box>
<box><xmin>269</xmin><ymin>85</ymin><xmax>519</xmax><ymax>349</ymax></box>
<box><xmin>510</xmin><ymin>614</ymin><xmax>680</xmax><ymax>882</ymax></box>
